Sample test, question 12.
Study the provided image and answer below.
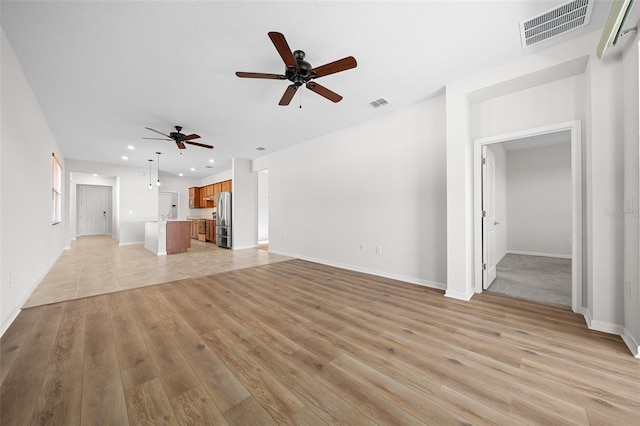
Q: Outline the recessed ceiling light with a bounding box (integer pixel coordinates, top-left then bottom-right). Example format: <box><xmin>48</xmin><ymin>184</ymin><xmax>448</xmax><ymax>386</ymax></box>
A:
<box><xmin>92</xmin><ymin>173</ymin><xmax>98</xmax><ymax>177</ymax></box>
<box><xmin>256</xmin><ymin>146</ymin><xmax>266</xmax><ymax>151</ymax></box>
<box><xmin>178</xmin><ymin>173</ymin><xmax>183</xmax><ymax>177</ymax></box>
<box><xmin>208</xmin><ymin>159</ymin><xmax>215</xmax><ymax>163</ymax></box>
<box><xmin>122</xmin><ymin>156</ymin><xmax>128</xmax><ymax>160</ymax></box>
<box><xmin>190</xmin><ymin>167</ymin><xmax>196</xmax><ymax>171</ymax></box>
<box><xmin>127</xmin><ymin>145</ymin><xmax>135</xmax><ymax>150</ymax></box>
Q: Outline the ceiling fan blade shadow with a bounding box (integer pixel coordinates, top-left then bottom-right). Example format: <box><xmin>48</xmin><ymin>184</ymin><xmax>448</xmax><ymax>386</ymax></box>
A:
<box><xmin>185</xmin><ymin>141</ymin><xmax>214</xmax><ymax>149</ymax></box>
<box><xmin>306</xmin><ymin>82</ymin><xmax>342</xmax><ymax>103</ymax></box>
<box><xmin>279</xmin><ymin>85</ymin><xmax>299</xmax><ymax>106</ymax></box>
<box><xmin>236</xmin><ymin>72</ymin><xmax>286</xmax><ymax>79</ymax></box>
<box><xmin>311</xmin><ymin>56</ymin><xmax>357</xmax><ymax>79</ymax></box>
<box><xmin>268</xmin><ymin>32</ymin><xmax>298</xmax><ymax>71</ymax></box>
<box><xmin>181</xmin><ymin>134</ymin><xmax>200</xmax><ymax>141</ymax></box>
<box><xmin>142</xmin><ymin>137</ymin><xmax>172</xmax><ymax>141</ymax></box>
<box><xmin>145</xmin><ymin>127</ymin><xmax>172</xmax><ymax>138</ymax></box>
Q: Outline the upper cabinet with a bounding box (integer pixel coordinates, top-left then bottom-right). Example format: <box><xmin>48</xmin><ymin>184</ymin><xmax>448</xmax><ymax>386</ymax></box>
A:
<box><xmin>190</xmin><ymin>180</ymin><xmax>232</xmax><ymax>209</ymax></box>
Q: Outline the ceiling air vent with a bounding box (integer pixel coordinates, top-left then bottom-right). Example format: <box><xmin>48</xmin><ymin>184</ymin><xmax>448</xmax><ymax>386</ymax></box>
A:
<box><xmin>520</xmin><ymin>0</ymin><xmax>594</xmax><ymax>48</ymax></box>
<box><xmin>369</xmin><ymin>98</ymin><xmax>389</xmax><ymax>108</ymax></box>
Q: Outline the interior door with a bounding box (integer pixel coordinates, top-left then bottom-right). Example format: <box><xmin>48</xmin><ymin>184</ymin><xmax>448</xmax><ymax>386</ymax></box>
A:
<box><xmin>482</xmin><ymin>146</ymin><xmax>498</xmax><ymax>289</ymax></box>
<box><xmin>158</xmin><ymin>192</ymin><xmax>173</xmax><ymax>220</ymax></box>
<box><xmin>79</xmin><ymin>185</ymin><xmax>108</xmax><ymax>235</ymax></box>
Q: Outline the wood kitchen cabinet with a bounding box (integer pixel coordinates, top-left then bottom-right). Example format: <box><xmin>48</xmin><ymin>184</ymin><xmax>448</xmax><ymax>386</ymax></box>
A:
<box><xmin>205</xmin><ymin>219</ymin><xmax>216</xmax><ymax>242</ymax></box>
<box><xmin>220</xmin><ymin>179</ymin><xmax>232</xmax><ymax>193</ymax></box>
<box><xmin>189</xmin><ymin>187</ymin><xmax>203</xmax><ymax>209</ymax></box>
<box><xmin>190</xmin><ymin>219</ymin><xmax>198</xmax><ymax>239</ymax></box>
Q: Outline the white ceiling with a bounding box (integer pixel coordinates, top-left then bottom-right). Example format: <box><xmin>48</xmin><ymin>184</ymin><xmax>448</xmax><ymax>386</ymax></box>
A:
<box><xmin>1</xmin><ymin>1</ymin><xmax>613</xmax><ymax>178</ymax></box>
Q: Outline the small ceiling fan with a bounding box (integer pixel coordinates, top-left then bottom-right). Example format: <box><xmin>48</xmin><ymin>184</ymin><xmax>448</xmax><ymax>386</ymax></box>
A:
<box><xmin>143</xmin><ymin>126</ymin><xmax>213</xmax><ymax>150</ymax></box>
<box><xmin>236</xmin><ymin>32</ymin><xmax>357</xmax><ymax>106</ymax></box>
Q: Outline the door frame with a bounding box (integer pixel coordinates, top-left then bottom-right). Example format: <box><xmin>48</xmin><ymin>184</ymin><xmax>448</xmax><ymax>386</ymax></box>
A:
<box><xmin>472</xmin><ymin>120</ymin><xmax>582</xmax><ymax>312</ymax></box>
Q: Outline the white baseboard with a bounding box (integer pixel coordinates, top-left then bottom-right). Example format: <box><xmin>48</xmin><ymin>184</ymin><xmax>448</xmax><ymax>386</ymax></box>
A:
<box><xmin>445</xmin><ymin>289</ymin><xmax>474</xmax><ymax>301</ymax></box>
<box><xmin>118</xmin><ymin>241</ymin><xmax>143</xmax><ymax>246</ymax></box>
<box><xmin>579</xmin><ymin>306</ymin><xmax>625</xmax><ymax>336</ymax></box>
<box><xmin>622</xmin><ymin>328</ymin><xmax>640</xmax><ymax>358</ymax></box>
<box><xmin>268</xmin><ymin>250</ymin><xmax>446</xmax><ymax>291</ymax></box>
<box><xmin>1</xmin><ymin>249</ymin><xmax>65</xmax><ymax>337</ymax></box>
<box><xmin>507</xmin><ymin>250</ymin><xmax>572</xmax><ymax>259</ymax></box>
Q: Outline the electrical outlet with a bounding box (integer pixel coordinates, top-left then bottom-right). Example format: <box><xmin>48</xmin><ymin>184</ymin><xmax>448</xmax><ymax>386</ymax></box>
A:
<box><xmin>359</xmin><ymin>244</ymin><xmax>366</xmax><ymax>252</ymax></box>
<box><xmin>7</xmin><ymin>273</ymin><xmax>11</xmax><ymax>286</ymax></box>
<box><xmin>565</xmin><ymin>237</ymin><xmax>572</xmax><ymax>245</ymax></box>
<box><xmin>281</xmin><ymin>235</ymin><xmax>285</xmax><ymax>241</ymax></box>
<box><xmin>625</xmin><ymin>197</ymin><xmax>633</xmax><ymax>211</ymax></box>
<box><xmin>626</xmin><ymin>280</ymin><xmax>632</xmax><ymax>297</ymax></box>
<box><xmin>375</xmin><ymin>245</ymin><xmax>382</xmax><ymax>255</ymax></box>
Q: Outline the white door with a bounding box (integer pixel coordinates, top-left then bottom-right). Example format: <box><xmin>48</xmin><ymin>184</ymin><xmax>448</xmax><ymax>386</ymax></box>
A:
<box><xmin>79</xmin><ymin>186</ymin><xmax>109</xmax><ymax>235</ymax></box>
<box><xmin>482</xmin><ymin>146</ymin><xmax>498</xmax><ymax>289</ymax></box>
<box><xmin>158</xmin><ymin>192</ymin><xmax>173</xmax><ymax>220</ymax></box>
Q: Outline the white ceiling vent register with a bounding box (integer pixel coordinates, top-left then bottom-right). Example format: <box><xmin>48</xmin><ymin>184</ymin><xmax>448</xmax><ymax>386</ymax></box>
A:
<box><xmin>520</xmin><ymin>0</ymin><xmax>594</xmax><ymax>48</ymax></box>
<box><xmin>369</xmin><ymin>98</ymin><xmax>389</xmax><ymax>108</ymax></box>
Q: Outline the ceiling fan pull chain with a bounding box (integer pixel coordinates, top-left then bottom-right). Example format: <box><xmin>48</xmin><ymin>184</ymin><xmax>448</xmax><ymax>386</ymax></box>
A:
<box><xmin>299</xmin><ymin>87</ymin><xmax>303</xmax><ymax>109</ymax></box>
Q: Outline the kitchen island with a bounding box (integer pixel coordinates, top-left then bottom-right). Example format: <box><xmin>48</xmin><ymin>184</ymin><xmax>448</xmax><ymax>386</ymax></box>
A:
<box><xmin>144</xmin><ymin>220</ymin><xmax>191</xmax><ymax>255</ymax></box>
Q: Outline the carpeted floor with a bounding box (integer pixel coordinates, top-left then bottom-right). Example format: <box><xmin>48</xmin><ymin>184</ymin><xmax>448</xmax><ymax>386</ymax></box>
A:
<box><xmin>486</xmin><ymin>253</ymin><xmax>571</xmax><ymax>307</ymax></box>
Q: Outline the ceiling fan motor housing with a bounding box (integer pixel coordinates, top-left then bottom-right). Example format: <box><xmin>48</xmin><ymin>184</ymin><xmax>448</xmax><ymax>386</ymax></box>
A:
<box><xmin>286</xmin><ymin>50</ymin><xmax>314</xmax><ymax>86</ymax></box>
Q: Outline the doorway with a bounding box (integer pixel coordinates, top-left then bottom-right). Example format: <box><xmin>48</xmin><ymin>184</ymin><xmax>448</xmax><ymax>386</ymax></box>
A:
<box><xmin>159</xmin><ymin>191</ymin><xmax>179</xmax><ymax>220</ymax></box>
<box><xmin>474</xmin><ymin>121</ymin><xmax>582</xmax><ymax>312</ymax></box>
<box><xmin>77</xmin><ymin>185</ymin><xmax>112</xmax><ymax>236</ymax></box>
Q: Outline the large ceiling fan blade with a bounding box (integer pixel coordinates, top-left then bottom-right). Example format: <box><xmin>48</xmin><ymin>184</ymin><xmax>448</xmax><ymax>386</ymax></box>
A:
<box><xmin>143</xmin><ymin>137</ymin><xmax>172</xmax><ymax>141</ymax></box>
<box><xmin>311</xmin><ymin>56</ymin><xmax>357</xmax><ymax>79</ymax></box>
<box><xmin>279</xmin><ymin>85</ymin><xmax>299</xmax><ymax>106</ymax></box>
<box><xmin>185</xmin><ymin>141</ymin><xmax>214</xmax><ymax>149</ymax></box>
<box><xmin>236</xmin><ymin>72</ymin><xmax>285</xmax><ymax>80</ymax></box>
<box><xmin>176</xmin><ymin>141</ymin><xmax>186</xmax><ymax>149</ymax></box>
<box><xmin>306</xmin><ymin>82</ymin><xmax>343</xmax><ymax>103</ymax></box>
<box><xmin>181</xmin><ymin>134</ymin><xmax>200</xmax><ymax>141</ymax></box>
<box><xmin>268</xmin><ymin>32</ymin><xmax>298</xmax><ymax>70</ymax></box>
<box><xmin>145</xmin><ymin>127</ymin><xmax>172</xmax><ymax>138</ymax></box>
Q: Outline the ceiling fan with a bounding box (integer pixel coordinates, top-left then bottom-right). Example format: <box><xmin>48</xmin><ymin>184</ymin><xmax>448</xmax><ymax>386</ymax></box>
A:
<box><xmin>236</xmin><ymin>32</ymin><xmax>357</xmax><ymax>106</ymax></box>
<box><xmin>143</xmin><ymin>126</ymin><xmax>213</xmax><ymax>150</ymax></box>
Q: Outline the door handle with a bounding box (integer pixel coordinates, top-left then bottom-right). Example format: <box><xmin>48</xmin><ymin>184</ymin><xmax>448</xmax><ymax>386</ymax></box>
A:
<box><xmin>494</xmin><ymin>221</ymin><xmax>500</xmax><ymax>225</ymax></box>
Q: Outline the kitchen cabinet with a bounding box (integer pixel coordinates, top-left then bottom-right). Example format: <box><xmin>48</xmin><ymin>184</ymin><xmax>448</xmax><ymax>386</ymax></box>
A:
<box><xmin>221</xmin><ymin>179</ymin><xmax>232</xmax><ymax>193</ymax></box>
<box><xmin>189</xmin><ymin>187</ymin><xmax>203</xmax><ymax>209</ymax></box>
<box><xmin>190</xmin><ymin>219</ymin><xmax>198</xmax><ymax>239</ymax></box>
<box><xmin>205</xmin><ymin>219</ymin><xmax>216</xmax><ymax>242</ymax></box>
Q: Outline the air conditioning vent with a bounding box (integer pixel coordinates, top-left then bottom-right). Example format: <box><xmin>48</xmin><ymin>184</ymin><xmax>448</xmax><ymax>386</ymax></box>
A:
<box><xmin>520</xmin><ymin>0</ymin><xmax>594</xmax><ymax>48</ymax></box>
<box><xmin>369</xmin><ymin>98</ymin><xmax>389</xmax><ymax>108</ymax></box>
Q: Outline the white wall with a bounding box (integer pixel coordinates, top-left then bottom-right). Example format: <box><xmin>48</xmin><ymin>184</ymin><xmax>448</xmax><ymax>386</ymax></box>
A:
<box><xmin>622</xmin><ymin>38</ymin><xmax>640</xmax><ymax>356</ymax></box>
<box><xmin>158</xmin><ymin>172</ymin><xmax>199</xmax><ymax>220</ymax></box>
<box><xmin>253</xmin><ymin>97</ymin><xmax>447</xmax><ymax>288</ymax></box>
<box><xmin>487</xmin><ymin>144</ymin><xmax>507</xmax><ymax>263</ymax></box>
<box><xmin>1</xmin><ymin>28</ymin><xmax>66</xmax><ymax>333</ymax></box>
<box><xmin>506</xmin><ymin>143</ymin><xmax>572</xmax><ymax>257</ymax></box>
<box><xmin>232</xmin><ymin>158</ymin><xmax>258</xmax><ymax>250</ymax></box>
<box><xmin>257</xmin><ymin>169</ymin><xmax>269</xmax><ymax>242</ymax></box>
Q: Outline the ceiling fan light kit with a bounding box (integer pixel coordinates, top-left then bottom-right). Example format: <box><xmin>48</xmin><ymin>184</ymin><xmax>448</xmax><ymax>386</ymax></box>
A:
<box><xmin>235</xmin><ymin>32</ymin><xmax>357</xmax><ymax>106</ymax></box>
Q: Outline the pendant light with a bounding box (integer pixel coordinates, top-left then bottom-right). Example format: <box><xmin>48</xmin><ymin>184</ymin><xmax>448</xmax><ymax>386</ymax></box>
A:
<box><xmin>155</xmin><ymin>152</ymin><xmax>162</xmax><ymax>186</ymax></box>
<box><xmin>147</xmin><ymin>159</ymin><xmax>153</xmax><ymax>191</ymax></box>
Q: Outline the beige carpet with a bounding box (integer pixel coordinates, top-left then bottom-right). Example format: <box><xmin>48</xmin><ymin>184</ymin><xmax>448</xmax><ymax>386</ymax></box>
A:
<box><xmin>24</xmin><ymin>235</ymin><xmax>291</xmax><ymax>308</ymax></box>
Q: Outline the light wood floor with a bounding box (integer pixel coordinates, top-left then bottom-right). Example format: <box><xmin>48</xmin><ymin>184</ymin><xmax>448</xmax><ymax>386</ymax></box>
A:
<box><xmin>1</xmin><ymin>259</ymin><xmax>638</xmax><ymax>425</ymax></box>
<box><xmin>24</xmin><ymin>235</ymin><xmax>291</xmax><ymax>308</ymax></box>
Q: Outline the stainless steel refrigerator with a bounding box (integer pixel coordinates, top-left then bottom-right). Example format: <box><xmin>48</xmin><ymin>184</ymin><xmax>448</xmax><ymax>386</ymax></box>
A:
<box><xmin>216</xmin><ymin>191</ymin><xmax>232</xmax><ymax>248</ymax></box>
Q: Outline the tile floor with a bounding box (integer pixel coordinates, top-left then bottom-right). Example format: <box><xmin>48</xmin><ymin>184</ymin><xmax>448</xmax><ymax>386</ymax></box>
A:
<box><xmin>24</xmin><ymin>235</ymin><xmax>291</xmax><ymax>308</ymax></box>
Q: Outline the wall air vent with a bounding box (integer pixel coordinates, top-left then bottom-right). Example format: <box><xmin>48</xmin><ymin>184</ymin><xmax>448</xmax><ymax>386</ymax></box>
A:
<box><xmin>520</xmin><ymin>0</ymin><xmax>594</xmax><ymax>48</ymax></box>
<box><xmin>369</xmin><ymin>98</ymin><xmax>389</xmax><ymax>108</ymax></box>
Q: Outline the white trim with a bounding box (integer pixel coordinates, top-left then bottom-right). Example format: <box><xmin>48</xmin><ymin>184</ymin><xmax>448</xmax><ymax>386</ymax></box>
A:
<box><xmin>473</xmin><ymin>121</ymin><xmax>582</xmax><ymax>314</ymax></box>
<box><xmin>580</xmin><ymin>306</ymin><xmax>625</xmax><ymax>335</ymax></box>
<box><xmin>506</xmin><ymin>250</ymin><xmax>572</xmax><ymax>259</ymax></box>
<box><xmin>622</xmin><ymin>328</ymin><xmax>640</xmax><ymax>358</ymax></box>
<box><xmin>118</xmin><ymin>241</ymin><xmax>144</xmax><ymax>246</ymax></box>
<box><xmin>445</xmin><ymin>289</ymin><xmax>474</xmax><ymax>301</ymax></box>
<box><xmin>269</xmin><ymin>249</ymin><xmax>447</xmax><ymax>291</ymax></box>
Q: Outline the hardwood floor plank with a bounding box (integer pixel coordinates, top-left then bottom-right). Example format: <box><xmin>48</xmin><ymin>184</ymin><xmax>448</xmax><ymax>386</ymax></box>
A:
<box><xmin>202</xmin><ymin>329</ymin><xmax>305</xmax><ymax>423</ymax></box>
<box><xmin>125</xmin><ymin>377</ymin><xmax>178</xmax><ymax>426</ymax></box>
<box><xmin>222</xmin><ymin>396</ymin><xmax>277</xmax><ymax>426</ymax></box>
<box><xmin>171</xmin><ymin>386</ymin><xmax>229</xmax><ymax>426</ymax></box>
<box><xmin>0</xmin><ymin>307</ymin><xmax>43</xmax><ymax>384</ymax></box>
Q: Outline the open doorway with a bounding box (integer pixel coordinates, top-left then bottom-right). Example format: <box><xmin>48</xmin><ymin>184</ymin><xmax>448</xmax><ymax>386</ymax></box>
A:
<box><xmin>257</xmin><ymin>169</ymin><xmax>269</xmax><ymax>250</ymax></box>
<box><xmin>474</xmin><ymin>121</ymin><xmax>582</xmax><ymax>312</ymax></box>
<box><xmin>482</xmin><ymin>136</ymin><xmax>572</xmax><ymax>306</ymax></box>
<box><xmin>159</xmin><ymin>191</ymin><xmax>179</xmax><ymax>220</ymax></box>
